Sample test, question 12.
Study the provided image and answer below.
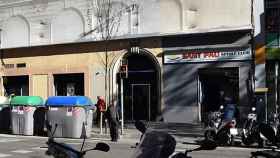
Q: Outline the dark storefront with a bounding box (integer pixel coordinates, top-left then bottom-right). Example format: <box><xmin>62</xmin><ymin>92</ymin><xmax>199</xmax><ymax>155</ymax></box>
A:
<box><xmin>162</xmin><ymin>30</ymin><xmax>253</xmax><ymax>123</ymax></box>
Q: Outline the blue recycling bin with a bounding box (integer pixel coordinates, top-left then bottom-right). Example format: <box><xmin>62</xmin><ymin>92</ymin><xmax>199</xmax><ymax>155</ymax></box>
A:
<box><xmin>45</xmin><ymin>96</ymin><xmax>93</xmax><ymax>138</ymax></box>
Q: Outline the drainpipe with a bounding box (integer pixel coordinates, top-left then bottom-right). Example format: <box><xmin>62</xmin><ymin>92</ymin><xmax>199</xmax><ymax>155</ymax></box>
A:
<box><xmin>276</xmin><ymin>63</ymin><xmax>279</xmax><ymax>114</ymax></box>
<box><xmin>250</xmin><ymin>0</ymin><xmax>256</xmax><ymax>93</ymax></box>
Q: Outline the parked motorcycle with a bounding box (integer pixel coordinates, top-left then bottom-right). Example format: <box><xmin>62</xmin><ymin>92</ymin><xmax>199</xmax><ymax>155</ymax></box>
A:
<box><xmin>207</xmin><ymin>105</ymin><xmax>224</xmax><ymax>129</ymax></box>
<box><xmin>132</xmin><ymin>120</ymin><xmax>217</xmax><ymax>158</ymax></box>
<box><xmin>171</xmin><ymin>139</ymin><xmax>217</xmax><ymax>158</ymax></box>
<box><xmin>204</xmin><ymin>106</ymin><xmax>238</xmax><ymax>146</ymax></box>
<box><xmin>131</xmin><ymin>120</ymin><xmax>176</xmax><ymax>158</ymax></box>
<box><xmin>44</xmin><ymin>122</ymin><xmax>110</xmax><ymax>158</ymax></box>
<box><xmin>251</xmin><ymin>122</ymin><xmax>280</xmax><ymax>158</ymax></box>
<box><xmin>268</xmin><ymin>112</ymin><xmax>280</xmax><ymax>144</ymax></box>
<box><xmin>241</xmin><ymin>107</ymin><xmax>263</xmax><ymax>146</ymax></box>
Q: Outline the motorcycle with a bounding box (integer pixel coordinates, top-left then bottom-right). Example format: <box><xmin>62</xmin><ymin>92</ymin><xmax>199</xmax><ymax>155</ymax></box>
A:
<box><xmin>241</xmin><ymin>107</ymin><xmax>263</xmax><ymax>146</ymax></box>
<box><xmin>268</xmin><ymin>112</ymin><xmax>280</xmax><ymax>144</ymax></box>
<box><xmin>207</xmin><ymin>105</ymin><xmax>224</xmax><ymax>129</ymax></box>
<box><xmin>132</xmin><ymin>120</ymin><xmax>217</xmax><ymax>158</ymax></box>
<box><xmin>44</xmin><ymin>122</ymin><xmax>110</xmax><ymax>158</ymax></box>
<box><xmin>171</xmin><ymin>139</ymin><xmax>217</xmax><ymax>158</ymax></box>
<box><xmin>131</xmin><ymin>120</ymin><xmax>176</xmax><ymax>158</ymax></box>
<box><xmin>251</xmin><ymin>122</ymin><xmax>280</xmax><ymax>158</ymax></box>
<box><xmin>204</xmin><ymin>106</ymin><xmax>238</xmax><ymax>146</ymax></box>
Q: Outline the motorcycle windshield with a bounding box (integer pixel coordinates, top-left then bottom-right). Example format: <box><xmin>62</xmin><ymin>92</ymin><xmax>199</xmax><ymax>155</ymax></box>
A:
<box><xmin>130</xmin><ymin>130</ymin><xmax>176</xmax><ymax>158</ymax></box>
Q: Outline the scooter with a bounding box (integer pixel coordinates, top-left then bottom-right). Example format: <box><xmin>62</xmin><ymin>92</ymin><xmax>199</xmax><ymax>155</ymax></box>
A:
<box><xmin>251</xmin><ymin>123</ymin><xmax>280</xmax><ymax>158</ymax></box>
<box><xmin>269</xmin><ymin>112</ymin><xmax>280</xmax><ymax>144</ymax></box>
<box><xmin>207</xmin><ymin>105</ymin><xmax>224</xmax><ymax>129</ymax></box>
<box><xmin>171</xmin><ymin>139</ymin><xmax>217</xmax><ymax>158</ymax></box>
<box><xmin>131</xmin><ymin>120</ymin><xmax>176</xmax><ymax>158</ymax></box>
<box><xmin>241</xmin><ymin>107</ymin><xmax>263</xmax><ymax>146</ymax></box>
<box><xmin>204</xmin><ymin>106</ymin><xmax>238</xmax><ymax>146</ymax></box>
<box><xmin>44</xmin><ymin>122</ymin><xmax>110</xmax><ymax>158</ymax></box>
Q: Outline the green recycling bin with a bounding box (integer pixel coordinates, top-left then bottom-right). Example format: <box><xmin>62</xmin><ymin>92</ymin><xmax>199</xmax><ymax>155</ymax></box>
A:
<box><xmin>10</xmin><ymin>96</ymin><xmax>44</xmax><ymax>135</ymax></box>
<box><xmin>0</xmin><ymin>96</ymin><xmax>11</xmax><ymax>133</ymax></box>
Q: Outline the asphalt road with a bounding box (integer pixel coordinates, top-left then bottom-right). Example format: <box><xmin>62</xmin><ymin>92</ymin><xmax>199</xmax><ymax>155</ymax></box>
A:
<box><xmin>0</xmin><ymin>134</ymin><xmax>268</xmax><ymax>158</ymax></box>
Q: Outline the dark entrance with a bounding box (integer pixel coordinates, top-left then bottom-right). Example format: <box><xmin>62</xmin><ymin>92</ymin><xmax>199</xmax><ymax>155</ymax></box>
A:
<box><xmin>54</xmin><ymin>73</ymin><xmax>84</xmax><ymax>96</ymax></box>
<box><xmin>131</xmin><ymin>84</ymin><xmax>151</xmax><ymax>120</ymax></box>
<box><xmin>120</xmin><ymin>52</ymin><xmax>159</xmax><ymax>121</ymax></box>
<box><xmin>3</xmin><ymin>76</ymin><xmax>29</xmax><ymax>96</ymax></box>
<box><xmin>198</xmin><ymin>67</ymin><xmax>239</xmax><ymax>123</ymax></box>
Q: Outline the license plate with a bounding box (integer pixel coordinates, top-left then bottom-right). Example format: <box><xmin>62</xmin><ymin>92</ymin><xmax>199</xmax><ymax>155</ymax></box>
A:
<box><xmin>230</xmin><ymin>128</ymin><xmax>238</xmax><ymax>135</ymax></box>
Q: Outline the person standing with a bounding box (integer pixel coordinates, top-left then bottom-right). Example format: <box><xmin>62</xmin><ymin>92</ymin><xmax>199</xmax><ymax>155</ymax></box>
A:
<box><xmin>105</xmin><ymin>100</ymin><xmax>119</xmax><ymax>142</ymax></box>
<box><xmin>95</xmin><ymin>96</ymin><xmax>106</xmax><ymax>125</ymax></box>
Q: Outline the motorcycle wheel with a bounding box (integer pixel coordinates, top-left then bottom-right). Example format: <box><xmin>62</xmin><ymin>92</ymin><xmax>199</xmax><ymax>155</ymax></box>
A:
<box><xmin>204</xmin><ymin>129</ymin><xmax>216</xmax><ymax>140</ymax></box>
<box><xmin>216</xmin><ymin>130</ymin><xmax>232</xmax><ymax>146</ymax></box>
<box><xmin>241</xmin><ymin>133</ymin><xmax>254</xmax><ymax>146</ymax></box>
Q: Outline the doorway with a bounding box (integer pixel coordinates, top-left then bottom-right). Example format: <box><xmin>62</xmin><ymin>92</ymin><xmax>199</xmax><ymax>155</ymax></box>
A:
<box><xmin>120</xmin><ymin>51</ymin><xmax>160</xmax><ymax>122</ymax></box>
<box><xmin>198</xmin><ymin>67</ymin><xmax>239</xmax><ymax>123</ymax></box>
<box><xmin>131</xmin><ymin>84</ymin><xmax>151</xmax><ymax>121</ymax></box>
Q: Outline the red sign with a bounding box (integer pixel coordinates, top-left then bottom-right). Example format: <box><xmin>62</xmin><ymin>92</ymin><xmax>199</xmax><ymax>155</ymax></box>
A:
<box><xmin>164</xmin><ymin>48</ymin><xmax>252</xmax><ymax>63</ymax></box>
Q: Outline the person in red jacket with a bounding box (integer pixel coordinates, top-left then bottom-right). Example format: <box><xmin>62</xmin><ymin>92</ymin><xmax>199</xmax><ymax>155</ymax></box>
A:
<box><xmin>95</xmin><ymin>96</ymin><xmax>106</xmax><ymax>125</ymax></box>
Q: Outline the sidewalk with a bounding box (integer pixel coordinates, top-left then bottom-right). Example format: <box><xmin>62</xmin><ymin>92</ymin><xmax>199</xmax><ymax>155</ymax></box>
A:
<box><xmin>91</xmin><ymin>126</ymin><xmax>203</xmax><ymax>145</ymax></box>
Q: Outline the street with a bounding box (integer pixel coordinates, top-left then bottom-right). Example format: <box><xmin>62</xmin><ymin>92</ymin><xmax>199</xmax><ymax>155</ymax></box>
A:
<box><xmin>0</xmin><ymin>134</ymin><xmax>263</xmax><ymax>158</ymax></box>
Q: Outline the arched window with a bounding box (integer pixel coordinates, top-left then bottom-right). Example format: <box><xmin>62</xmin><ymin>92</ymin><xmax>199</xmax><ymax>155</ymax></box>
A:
<box><xmin>160</xmin><ymin>0</ymin><xmax>182</xmax><ymax>32</ymax></box>
<box><xmin>2</xmin><ymin>16</ymin><xmax>30</xmax><ymax>48</ymax></box>
<box><xmin>51</xmin><ymin>8</ymin><xmax>84</xmax><ymax>43</ymax></box>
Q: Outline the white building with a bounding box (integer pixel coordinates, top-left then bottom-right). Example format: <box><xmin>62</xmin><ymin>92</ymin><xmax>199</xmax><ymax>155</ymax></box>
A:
<box><xmin>0</xmin><ymin>0</ymin><xmax>264</xmax><ymax>123</ymax></box>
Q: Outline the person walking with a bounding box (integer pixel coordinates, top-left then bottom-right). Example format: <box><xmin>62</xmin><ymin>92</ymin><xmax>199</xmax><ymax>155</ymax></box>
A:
<box><xmin>105</xmin><ymin>100</ymin><xmax>119</xmax><ymax>142</ymax></box>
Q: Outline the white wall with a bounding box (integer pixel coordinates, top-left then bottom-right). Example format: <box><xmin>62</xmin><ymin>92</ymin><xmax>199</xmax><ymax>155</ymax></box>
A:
<box><xmin>0</xmin><ymin>0</ymin><xmax>253</xmax><ymax>48</ymax></box>
<box><xmin>51</xmin><ymin>8</ymin><xmax>84</xmax><ymax>43</ymax></box>
<box><xmin>1</xmin><ymin>16</ymin><xmax>30</xmax><ymax>48</ymax></box>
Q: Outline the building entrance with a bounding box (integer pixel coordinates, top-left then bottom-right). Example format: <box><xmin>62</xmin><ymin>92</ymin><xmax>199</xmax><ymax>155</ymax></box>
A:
<box><xmin>131</xmin><ymin>84</ymin><xmax>151</xmax><ymax>121</ymax></box>
<box><xmin>120</xmin><ymin>52</ymin><xmax>160</xmax><ymax>122</ymax></box>
<box><xmin>198</xmin><ymin>67</ymin><xmax>239</xmax><ymax>123</ymax></box>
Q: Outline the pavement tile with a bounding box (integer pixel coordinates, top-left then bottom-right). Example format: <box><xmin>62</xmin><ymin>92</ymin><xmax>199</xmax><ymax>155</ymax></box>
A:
<box><xmin>0</xmin><ymin>154</ymin><xmax>11</xmax><ymax>158</ymax></box>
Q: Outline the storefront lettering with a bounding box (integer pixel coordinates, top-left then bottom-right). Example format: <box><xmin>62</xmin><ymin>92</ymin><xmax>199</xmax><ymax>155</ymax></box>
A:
<box><xmin>203</xmin><ymin>52</ymin><xmax>220</xmax><ymax>58</ymax></box>
<box><xmin>164</xmin><ymin>48</ymin><xmax>252</xmax><ymax>63</ymax></box>
<box><xmin>183</xmin><ymin>52</ymin><xmax>201</xmax><ymax>59</ymax></box>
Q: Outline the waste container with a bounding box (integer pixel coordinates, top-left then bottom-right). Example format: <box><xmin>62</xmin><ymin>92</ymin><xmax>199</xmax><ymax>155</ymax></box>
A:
<box><xmin>45</xmin><ymin>96</ymin><xmax>93</xmax><ymax>138</ymax></box>
<box><xmin>0</xmin><ymin>96</ymin><xmax>11</xmax><ymax>133</ymax></box>
<box><xmin>10</xmin><ymin>96</ymin><xmax>44</xmax><ymax>135</ymax></box>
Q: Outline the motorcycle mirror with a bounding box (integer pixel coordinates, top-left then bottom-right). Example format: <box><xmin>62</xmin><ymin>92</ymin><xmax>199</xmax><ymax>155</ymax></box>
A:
<box><xmin>220</xmin><ymin>105</ymin><xmax>224</xmax><ymax>110</ymax></box>
<box><xmin>252</xmin><ymin>107</ymin><xmax>256</xmax><ymax>112</ymax></box>
<box><xmin>135</xmin><ymin>120</ymin><xmax>146</xmax><ymax>134</ymax></box>
<box><xmin>93</xmin><ymin>143</ymin><xmax>110</xmax><ymax>152</ymax></box>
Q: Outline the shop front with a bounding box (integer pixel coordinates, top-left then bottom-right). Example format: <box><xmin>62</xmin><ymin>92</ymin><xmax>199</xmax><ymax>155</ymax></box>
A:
<box><xmin>163</xmin><ymin>46</ymin><xmax>253</xmax><ymax>123</ymax></box>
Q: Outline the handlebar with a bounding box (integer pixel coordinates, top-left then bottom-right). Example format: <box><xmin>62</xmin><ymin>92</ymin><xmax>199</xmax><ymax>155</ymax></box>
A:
<box><xmin>45</xmin><ymin>122</ymin><xmax>110</xmax><ymax>158</ymax></box>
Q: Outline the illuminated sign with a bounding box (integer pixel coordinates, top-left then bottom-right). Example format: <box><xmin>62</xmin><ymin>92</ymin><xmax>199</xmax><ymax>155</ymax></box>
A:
<box><xmin>164</xmin><ymin>48</ymin><xmax>252</xmax><ymax>63</ymax></box>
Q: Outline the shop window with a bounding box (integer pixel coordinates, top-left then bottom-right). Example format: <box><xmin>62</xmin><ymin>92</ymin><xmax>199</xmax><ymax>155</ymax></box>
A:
<box><xmin>266</xmin><ymin>33</ymin><xmax>279</xmax><ymax>48</ymax></box>
<box><xmin>265</xmin><ymin>7</ymin><xmax>280</xmax><ymax>48</ymax></box>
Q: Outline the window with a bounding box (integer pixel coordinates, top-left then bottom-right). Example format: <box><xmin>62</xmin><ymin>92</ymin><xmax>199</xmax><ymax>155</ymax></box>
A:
<box><xmin>266</xmin><ymin>7</ymin><xmax>280</xmax><ymax>48</ymax></box>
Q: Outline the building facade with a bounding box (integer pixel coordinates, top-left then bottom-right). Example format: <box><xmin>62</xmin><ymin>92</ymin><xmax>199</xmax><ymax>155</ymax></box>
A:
<box><xmin>0</xmin><ymin>0</ymin><xmax>262</xmax><ymax>123</ymax></box>
<box><xmin>265</xmin><ymin>0</ymin><xmax>280</xmax><ymax>115</ymax></box>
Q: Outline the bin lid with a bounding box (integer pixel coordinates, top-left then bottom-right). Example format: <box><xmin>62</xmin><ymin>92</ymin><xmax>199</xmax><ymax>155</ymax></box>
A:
<box><xmin>0</xmin><ymin>96</ymin><xmax>9</xmax><ymax>106</ymax></box>
<box><xmin>45</xmin><ymin>96</ymin><xmax>93</xmax><ymax>107</ymax></box>
<box><xmin>10</xmin><ymin>96</ymin><xmax>44</xmax><ymax>106</ymax></box>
